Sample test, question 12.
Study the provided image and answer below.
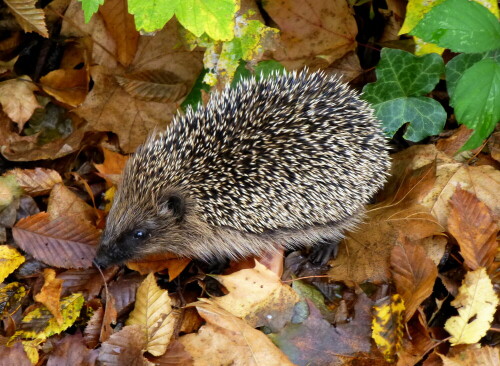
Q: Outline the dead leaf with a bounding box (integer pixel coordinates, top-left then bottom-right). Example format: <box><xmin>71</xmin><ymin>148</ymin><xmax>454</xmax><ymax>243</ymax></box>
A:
<box><xmin>46</xmin><ymin>332</ymin><xmax>98</xmax><ymax>365</ymax></box>
<box><xmin>13</xmin><ymin>212</ymin><xmax>99</xmax><ymax>269</ymax></box>
<box><xmin>94</xmin><ymin>148</ymin><xmax>129</xmax><ymax>186</ymax></box>
<box><xmin>98</xmin><ymin>324</ymin><xmax>152</xmax><ymax>366</ymax></box>
<box><xmin>100</xmin><ymin>294</ymin><xmax>117</xmax><ymax>343</ymax></box>
<box><xmin>47</xmin><ymin>183</ymin><xmax>96</xmax><ymax>222</ymax></box>
<box><xmin>5</xmin><ymin>0</ymin><xmax>48</xmax><ymax>37</ymax></box>
<box><xmin>263</xmin><ymin>0</ymin><xmax>357</xmax><ymax>69</ymax></box>
<box><xmin>436</xmin><ymin>126</ymin><xmax>475</xmax><ymax>157</ymax></box>
<box><xmin>439</xmin><ymin>345</ymin><xmax>500</xmax><ymax>365</ymax></box>
<box><xmin>212</xmin><ymin>260</ymin><xmax>299</xmax><ymax>331</ymax></box>
<box><xmin>40</xmin><ymin>68</ymin><xmax>89</xmax><ymax>107</ymax></box>
<box><xmin>180</xmin><ymin>300</ymin><xmax>294</xmax><ymax>366</ymax></box>
<box><xmin>34</xmin><ymin>268</ymin><xmax>64</xmax><ymax>324</ymax></box>
<box><xmin>391</xmin><ymin>240</ymin><xmax>438</xmax><ymax>322</ymax></box>
<box><xmin>447</xmin><ymin>186</ymin><xmax>498</xmax><ymax>271</ymax></box>
<box><xmin>115</xmin><ymin>70</ymin><xmax>187</xmax><ymax>103</ymax></box>
<box><xmin>372</xmin><ymin>294</ymin><xmax>405</xmax><ymax>363</ymax></box>
<box><xmin>99</xmin><ymin>0</ymin><xmax>139</xmax><ymax>67</ymax></box>
<box><xmin>4</xmin><ymin>168</ymin><xmax>62</xmax><ymax>197</ymax></box>
<box><xmin>328</xmin><ymin>202</ymin><xmax>443</xmax><ymax>284</ymax></box>
<box><xmin>126</xmin><ymin>254</ymin><xmax>190</xmax><ymax>280</ymax></box>
<box><xmin>0</xmin><ymin>342</ymin><xmax>32</xmax><ymax>366</ymax></box>
<box><xmin>0</xmin><ymin>76</ymin><xmax>40</xmax><ymax>128</ymax></box>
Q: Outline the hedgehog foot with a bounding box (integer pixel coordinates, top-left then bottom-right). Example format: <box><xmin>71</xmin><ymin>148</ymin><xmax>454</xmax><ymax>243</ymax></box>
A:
<box><xmin>309</xmin><ymin>238</ymin><xmax>340</xmax><ymax>265</ymax></box>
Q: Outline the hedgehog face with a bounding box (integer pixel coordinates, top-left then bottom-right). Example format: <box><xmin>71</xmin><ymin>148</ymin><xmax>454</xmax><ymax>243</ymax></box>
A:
<box><xmin>94</xmin><ymin>190</ymin><xmax>189</xmax><ymax>268</ymax></box>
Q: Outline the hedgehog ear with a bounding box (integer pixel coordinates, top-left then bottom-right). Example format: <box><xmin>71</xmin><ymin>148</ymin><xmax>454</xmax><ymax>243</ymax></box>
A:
<box><xmin>159</xmin><ymin>192</ymin><xmax>185</xmax><ymax>219</ymax></box>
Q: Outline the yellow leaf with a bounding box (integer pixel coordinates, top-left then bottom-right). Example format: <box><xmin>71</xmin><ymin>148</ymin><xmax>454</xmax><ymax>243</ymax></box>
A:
<box><xmin>0</xmin><ymin>282</ymin><xmax>27</xmax><ymax>316</ymax></box>
<box><xmin>13</xmin><ymin>293</ymin><xmax>84</xmax><ymax>340</ymax></box>
<box><xmin>0</xmin><ymin>245</ymin><xmax>25</xmax><ymax>283</ymax></box>
<box><xmin>22</xmin><ymin>339</ymin><xmax>41</xmax><ymax>365</ymax></box>
<box><xmin>126</xmin><ymin>273</ymin><xmax>176</xmax><ymax>356</ymax></box>
<box><xmin>444</xmin><ymin>268</ymin><xmax>499</xmax><ymax>345</ymax></box>
<box><xmin>372</xmin><ymin>294</ymin><xmax>405</xmax><ymax>362</ymax></box>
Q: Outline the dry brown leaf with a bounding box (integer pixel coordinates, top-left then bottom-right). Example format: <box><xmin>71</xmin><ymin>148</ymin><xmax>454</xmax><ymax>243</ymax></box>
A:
<box><xmin>489</xmin><ymin>131</ymin><xmax>500</xmax><ymax>163</ymax></box>
<box><xmin>40</xmin><ymin>68</ymin><xmax>89</xmax><ymax>107</ymax></box>
<box><xmin>328</xmin><ymin>202</ymin><xmax>443</xmax><ymax>284</ymax></box>
<box><xmin>447</xmin><ymin>186</ymin><xmax>498</xmax><ymax>270</ymax></box>
<box><xmin>58</xmin><ymin>266</ymin><xmax>118</xmax><ymax>300</ymax></box>
<box><xmin>47</xmin><ymin>183</ymin><xmax>96</xmax><ymax>222</ymax></box>
<box><xmin>115</xmin><ymin>70</ymin><xmax>187</xmax><ymax>103</ymax></box>
<box><xmin>46</xmin><ymin>332</ymin><xmax>98</xmax><ymax>365</ymax></box>
<box><xmin>211</xmin><ymin>260</ymin><xmax>299</xmax><ymax>330</ymax></box>
<box><xmin>436</xmin><ymin>125</ymin><xmax>475</xmax><ymax>156</ymax></box>
<box><xmin>73</xmin><ymin>20</ymin><xmax>203</xmax><ymax>153</ymax></box>
<box><xmin>98</xmin><ymin>324</ymin><xmax>152</xmax><ymax>366</ymax></box>
<box><xmin>5</xmin><ymin>0</ymin><xmax>48</xmax><ymax>37</ymax></box>
<box><xmin>4</xmin><ymin>167</ymin><xmax>62</xmax><ymax>197</ymax></box>
<box><xmin>391</xmin><ymin>240</ymin><xmax>438</xmax><ymax>322</ymax></box>
<box><xmin>12</xmin><ymin>212</ymin><xmax>99</xmax><ymax>269</ymax></box>
<box><xmin>181</xmin><ymin>300</ymin><xmax>294</xmax><ymax>366</ymax></box>
<box><xmin>84</xmin><ymin>305</ymin><xmax>103</xmax><ymax>348</ymax></box>
<box><xmin>126</xmin><ymin>254</ymin><xmax>190</xmax><ymax>280</ymax></box>
<box><xmin>0</xmin><ymin>77</ymin><xmax>40</xmax><ymax>128</ymax></box>
<box><xmin>100</xmin><ymin>294</ymin><xmax>117</xmax><ymax>343</ymax></box>
<box><xmin>263</xmin><ymin>0</ymin><xmax>357</xmax><ymax>69</ymax></box>
<box><xmin>268</xmin><ymin>294</ymin><xmax>379</xmax><ymax>365</ymax></box>
<box><xmin>34</xmin><ymin>268</ymin><xmax>64</xmax><ymax>324</ymax></box>
<box><xmin>440</xmin><ymin>345</ymin><xmax>500</xmax><ymax>366</ymax></box>
<box><xmin>149</xmin><ymin>340</ymin><xmax>194</xmax><ymax>366</ymax></box>
<box><xmin>108</xmin><ymin>272</ymin><xmax>144</xmax><ymax>316</ymax></box>
<box><xmin>396</xmin><ymin>318</ymin><xmax>436</xmax><ymax>366</ymax></box>
<box><xmin>0</xmin><ymin>342</ymin><xmax>32</xmax><ymax>366</ymax></box>
<box><xmin>99</xmin><ymin>0</ymin><xmax>139</xmax><ymax>67</ymax></box>
<box><xmin>0</xmin><ymin>112</ymin><xmax>87</xmax><ymax>161</ymax></box>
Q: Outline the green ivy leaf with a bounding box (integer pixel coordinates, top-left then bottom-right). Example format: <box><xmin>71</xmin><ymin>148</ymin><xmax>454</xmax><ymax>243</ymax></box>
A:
<box><xmin>363</xmin><ymin>48</ymin><xmax>443</xmax><ymax>103</ymax></box>
<box><xmin>128</xmin><ymin>0</ymin><xmax>179</xmax><ymax>32</ymax></box>
<box><xmin>410</xmin><ymin>0</ymin><xmax>500</xmax><ymax>53</ymax></box>
<box><xmin>176</xmin><ymin>0</ymin><xmax>238</xmax><ymax>41</ymax></box>
<box><xmin>362</xmin><ymin>48</ymin><xmax>445</xmax><ymax>140</ymax></box>
<box><xmin>181</xmin><ymin>69</ymin><xmax>210</xmax><ymax>111</ymax></box>
<box><xmin>452</xmin><ymin>59</ymin><xmax>500</xmax><ymax>150</ymax></box>
<box><xmin>78</xmin><ymin>0</ymin><xmax>104</xmax><ymax>23</ymax></box>
<box><xmin>374</xmin><ymin>97</ymin><xmax>446</xmax><ymax>141</ymax></box>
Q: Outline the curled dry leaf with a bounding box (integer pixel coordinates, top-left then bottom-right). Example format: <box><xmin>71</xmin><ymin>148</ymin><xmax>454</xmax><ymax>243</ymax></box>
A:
<box><xmin>181</xmin><ymin>300</ymin><xmax>294</xmax><ymax>366</ymax></box>
<box><xmin>84</xmin><ymin>305</ymin><xmax>103</xmax><ymax>348</ymax></box>
<box><xmin>99</xmin><ymin>0</ymin><xmax>139</xmax><ymax>67</ymax></box>
<box><xmin>4</xmin><ymin>168</ymin><xmax>62</xmax><ymax>197</ymax></box>
<box><xmin>40</xmin><ymin>68</ymin><xmax>89</xmax><ymax>107</ymax></box>
<box><xmin>94</xmin><ymin>148</ymin><xmax>129</xmax><ymax>186</ymax></box>
<box><xmin>4</xmin><ymin>0</ymin><xmax>48</xmax><ymax>37</ymax></box>
<box><xmin>46</xmin><ymin>332</ymin><xmax>98</xmax><ymax>365</ymax></box>
<box><xmin>212</xmin><ymin>260</ymin><xmax>300</xmax><ymax>330</ymax></box>
<box><xmin>447</xmin><ymin>186</ymin><xmax>498</xmax><ymax>271</ymax></box>
<box><xmin>98</xmin><ymin>324</ymin><xmax>151</xmax><ymax>366</ymax></box>
<box><xmin>34</xmin><ymin>268</ymin><xmax>64</xmax><ymax>324</ymax></box>
<box><xmin>0</xmin><ymin>76</ymin><xmax>40</xmax><ymax>128</ymax></box>
<box><xmin>126</xmin><ymin>253</ymin><xmax>190</xmax><ymax>279</ymax></box>
<box><xmin>108</xmin><ymin>272</ymin><xmax>144</xmax><ymax>316</ymax></box>
<box><xmin>12</xmin><ymin>212</ymin><xmax>99</xmax><ymax>269</ymax></box>
<box><xmin>100</xmin><ymin>294</ymin><xmax>117</xmax><ymax>343</ymax></box>
<box><xmin>390</xmin><ymin>240</ymin><xmax>438</xmax><ymax>322</ymax></box>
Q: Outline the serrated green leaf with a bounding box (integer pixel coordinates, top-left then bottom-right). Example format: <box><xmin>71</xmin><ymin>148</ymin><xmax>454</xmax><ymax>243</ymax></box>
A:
<box><xmin>452</xmin><ymin>59</ymin><xmax>500</xmax><ymax>150</ymax></box>
<box><xmin>374</xmin><ymin>97</ymin><xmax>447</xmax><ymax>141</ymax></box>
<box><xmin>78</xmin><ymin>0</ymin><xmax>104</xmax><ymax>23</ymax></box>
<box><xmin>175</xmin><ymin>0</ymin><xmax>238</xmax><ymax>41</ymax></box>
<box><xmin>362</xmin><ymin>48</ymin><xmax>444</xmax><ymax>103</ymax></box>
<box><xmin>410</xmin><ymin>0</ymin><xmax>500</xmax><ymax>53</ymax></box>
<box><xmin>129</xmin><ymin>0</ymin><xmax>179</xmax><ymax>32</ymax></box>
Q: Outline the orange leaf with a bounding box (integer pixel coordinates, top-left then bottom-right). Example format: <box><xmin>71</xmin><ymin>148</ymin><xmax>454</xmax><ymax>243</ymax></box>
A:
<box><xmin>390</xmin><ymin>240</ymin><xmax>438</xmax><ymax>322</ymax></box>
<box><xmin>13</xmin><ymin>212</ymin><xmax>99</xmax><ymax>269</ymax></box>
<box><xmin>34</xmin><ymin>269</ymin><xmax>63</xmax><ymax>324</ymax></box>
<box><xmin>40</xmin><ymin>68</ymin><xmax>89</xmax><ymax>107</ymax></box>
<box><xmin>448</xmin><ymin>186</ymin><xmax>498</xmax><ymax>270</ymax></box>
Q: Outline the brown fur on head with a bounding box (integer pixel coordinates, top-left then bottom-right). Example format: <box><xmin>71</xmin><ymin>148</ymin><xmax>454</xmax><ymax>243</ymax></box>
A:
<box><xmin>94</xmin><ymin>187</ymin><xmax>212</xmax><ymax>268</ymax></box>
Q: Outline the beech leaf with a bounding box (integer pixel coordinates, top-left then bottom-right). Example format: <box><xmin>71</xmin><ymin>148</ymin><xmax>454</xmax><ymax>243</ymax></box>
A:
<box><xmin>4</xmin><ymin>0</ymin><xmax>48</xmax><ymax>37</ymax></box>
<box><xmin>12</xmin><ymin>212</ymin><xmax>99</xmax><ymax>269</ymax></box>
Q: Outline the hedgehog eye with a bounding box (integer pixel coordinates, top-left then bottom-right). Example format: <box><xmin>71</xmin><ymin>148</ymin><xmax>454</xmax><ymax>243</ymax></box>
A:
<box><xmin>133</xmin><ymin>229</ymin><xmax>147</xmax><ymax>240</ymax></box>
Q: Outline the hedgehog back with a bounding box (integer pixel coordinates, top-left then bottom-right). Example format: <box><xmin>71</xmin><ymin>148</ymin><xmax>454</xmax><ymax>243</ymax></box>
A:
<box><xmin>124</xmin><ymin>71</ymin><xmax>390</xmax><ymax>234</ymax></box>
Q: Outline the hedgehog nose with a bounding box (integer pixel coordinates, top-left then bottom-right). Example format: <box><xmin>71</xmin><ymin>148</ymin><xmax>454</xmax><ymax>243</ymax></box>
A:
<box><xmin>93</xmin><ymin>253</ymin><xmax>110</xmax><ymax>269</ymax></box>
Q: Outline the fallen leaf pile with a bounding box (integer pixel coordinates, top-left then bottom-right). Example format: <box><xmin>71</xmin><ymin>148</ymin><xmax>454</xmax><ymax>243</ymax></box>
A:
<box><xmin>0</xmin><ymin>0</ymin><xmax>499</xmax><ymax>365</ymax></box>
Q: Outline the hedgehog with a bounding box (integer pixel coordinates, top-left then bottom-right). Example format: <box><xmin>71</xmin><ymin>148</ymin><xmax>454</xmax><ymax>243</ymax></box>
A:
<box><xmin>94</xmin><ymin>70</ymin><xmax>391</xmax><ymax>268</ymax></box>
